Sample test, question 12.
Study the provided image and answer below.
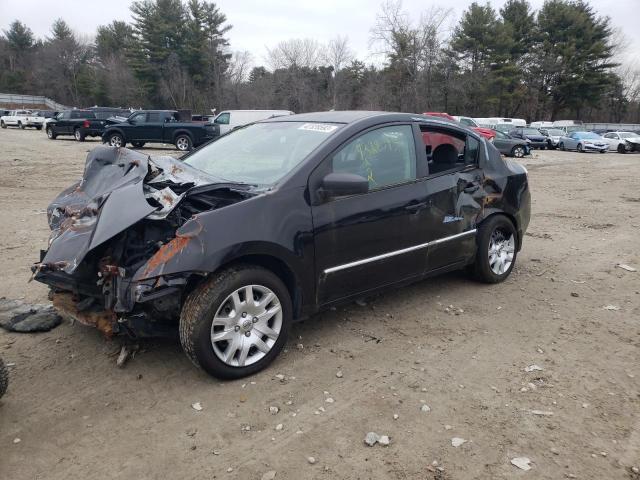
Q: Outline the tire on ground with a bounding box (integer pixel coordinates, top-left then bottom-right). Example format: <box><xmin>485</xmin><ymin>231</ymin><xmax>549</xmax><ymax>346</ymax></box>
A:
<box><xmin>470</xmin><ymin>214</ymin><xmax>518</xmax><ymax>284</ymax></box>
<box><xmin>175</xmin><ymin>134</ymin><xmax>193</xmax><ymax>151</ymax></box>
<box><xmin>180</xmin><ymin>264</ymin><xmax>292</xmax><ymax>379</ymax></box>
<box><xmin>0</xmin><ymin>357</ymin><xmax>8</xmax><ymax>399</ymax></box>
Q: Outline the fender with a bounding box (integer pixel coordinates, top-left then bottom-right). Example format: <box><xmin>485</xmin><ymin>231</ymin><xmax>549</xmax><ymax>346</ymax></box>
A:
<box><xmin>102</xmin><ymin>126</ymin><xmax>127</xmax><ymax>143</ymax></box>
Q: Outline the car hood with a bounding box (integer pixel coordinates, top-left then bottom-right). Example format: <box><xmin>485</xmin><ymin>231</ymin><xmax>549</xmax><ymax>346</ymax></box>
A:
<box><xmin>624</xmin><ymin>136</ymin><xmax>640</xmax><ymax>144</ymax></box>
<box><xmin>37</xmin><ymin>146</ymin><xmax>231</xmax><ymax>275</ymax></box>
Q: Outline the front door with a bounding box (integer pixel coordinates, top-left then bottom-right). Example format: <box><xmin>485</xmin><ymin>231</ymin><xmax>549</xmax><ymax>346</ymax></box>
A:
<box><xmin>311</xmin><ymin>124</ymin><xmax>430</xmax><ymax>305</ymax></box>
<box><xmin>141</xmin><ymin>112</ymin><xmax>166</xmax><ymax>141</ymax></box>
<box><xmin>419</xmin><ymin>124</ymin><xmax>483</xmax><ymax>271</ymax></box>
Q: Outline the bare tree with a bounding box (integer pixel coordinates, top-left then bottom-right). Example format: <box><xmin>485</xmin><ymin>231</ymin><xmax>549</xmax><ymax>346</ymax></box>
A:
<box><xmin>266</xmin><ymin>38</ymin><xmax>324</xmax><ymax>70</ymax></box>
<box><xmin>323</xmin><ymin>35</ymin><xmax>354</xmax><ymax>108</ymax></box>
<box><xmin>227</xmin><ymin>50</ymin><xmax>253</xmax><ymax>106</ymax></box>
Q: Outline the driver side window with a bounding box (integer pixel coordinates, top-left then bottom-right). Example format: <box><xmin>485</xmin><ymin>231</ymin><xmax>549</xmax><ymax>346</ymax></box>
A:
<box><xmin>331</xmin><ymin>125</ymin><xmax>416</xmax><ymax>191</ymax></box>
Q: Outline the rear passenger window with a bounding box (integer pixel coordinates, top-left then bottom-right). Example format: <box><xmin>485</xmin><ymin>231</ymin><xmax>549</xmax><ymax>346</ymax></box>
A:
<box><xmin>420</xmin><ymin>125</ymin><xmax>478</xmax><ymax>175</ymax></box>
<box><xmin>331</xmin><ymin>125</ymin><xmax>416</xmax><ymax>191</ymax></box>
<box><xmin>147</xmin><ymin>113</ymin><xmax>161</xmax><ymax>122</ymax></box>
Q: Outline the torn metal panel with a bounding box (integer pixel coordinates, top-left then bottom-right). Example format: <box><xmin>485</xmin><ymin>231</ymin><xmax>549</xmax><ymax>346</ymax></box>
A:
<box><xmin>52</xmin><ymin>291</ymin><xmax>117</xmax><ymax>337</ymax></box>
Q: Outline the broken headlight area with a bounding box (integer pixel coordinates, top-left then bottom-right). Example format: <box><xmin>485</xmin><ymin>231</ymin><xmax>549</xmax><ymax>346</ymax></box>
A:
<box><xmin>33</xmin><ymin>147</ymin><xmax>255</xmax><ymax>338</ymax></box>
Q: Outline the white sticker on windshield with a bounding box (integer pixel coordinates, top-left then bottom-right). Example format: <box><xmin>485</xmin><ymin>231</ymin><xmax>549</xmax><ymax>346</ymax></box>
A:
<box><xmin>298</xmin><ymin>123</ymin><xmax>338</xmax><ymax>133</ymax></box>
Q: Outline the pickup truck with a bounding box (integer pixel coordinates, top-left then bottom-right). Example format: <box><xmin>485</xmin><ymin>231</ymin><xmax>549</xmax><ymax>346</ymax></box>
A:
<box><xmin>46</xmin><ymin>110</ymin><xmax>110</xmax><ymax>141</ymax></box>
<box><xmin>1</xmin><ymin>109</ymin><xmax>45</xmax><ymax>130</ymax></box>
<box><xmin>101</xmin><ymin>110</ymin><xmax>217</xmax><ymax>151</ymax></box>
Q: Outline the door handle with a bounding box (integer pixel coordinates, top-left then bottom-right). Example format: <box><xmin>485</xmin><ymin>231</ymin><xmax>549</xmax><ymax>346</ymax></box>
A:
<box><xmin>405</xmin><ymin>201</ymin><xmax>428</xmax><ymax>213</ymax></box>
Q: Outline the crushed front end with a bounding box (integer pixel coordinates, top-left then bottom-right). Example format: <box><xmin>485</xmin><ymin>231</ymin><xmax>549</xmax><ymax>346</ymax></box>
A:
<box><xmin>33</xmin><ymin>146</ymin><xmax>253</xmax><ymax>338</ymax></box>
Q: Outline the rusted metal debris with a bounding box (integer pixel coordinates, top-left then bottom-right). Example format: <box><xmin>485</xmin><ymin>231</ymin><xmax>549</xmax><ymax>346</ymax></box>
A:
<box><xmin>52</xmin><ymin>292</ymin><xmax>116</xmax><ymax>337</ymax></box>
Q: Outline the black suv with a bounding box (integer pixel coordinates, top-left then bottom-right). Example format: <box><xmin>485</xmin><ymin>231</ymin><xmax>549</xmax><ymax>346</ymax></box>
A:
<box><xmin>101</xmin><ymin>110</ymin><xmax>216</xmax><ymax>151</ymax></box>
<box><xmin>34</xmin><ymin>111</ymin><xmax>530</xmax><ymax>379</ymax></box>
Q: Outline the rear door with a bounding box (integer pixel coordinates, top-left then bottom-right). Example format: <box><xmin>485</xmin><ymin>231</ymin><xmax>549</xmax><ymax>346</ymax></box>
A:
<box><xmin>419</xmin><ymin>124</ymin><xmax>483</xmax><ymax>271</ymax></box>
<box><xmin>311</xmin><ymin>123</ymin><xmax>430</xmax><ymax>304</ymax></box>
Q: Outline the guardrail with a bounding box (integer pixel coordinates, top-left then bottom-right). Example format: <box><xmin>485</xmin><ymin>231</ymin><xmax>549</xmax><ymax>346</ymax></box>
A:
<box><xmin>0</xmin><ymin>93</ymin><xmax>69</xmax><ymax>111</ymax></box>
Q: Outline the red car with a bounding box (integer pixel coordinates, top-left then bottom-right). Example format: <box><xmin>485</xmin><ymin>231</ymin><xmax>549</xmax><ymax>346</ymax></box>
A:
<box><xmin>423</xmin><ymin>112</ymin><xmax>496</xmax><ymax>141</ymax></box>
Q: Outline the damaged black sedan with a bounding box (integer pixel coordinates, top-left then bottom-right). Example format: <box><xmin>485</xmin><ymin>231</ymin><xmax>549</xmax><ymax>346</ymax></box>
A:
<box><xmin>33</xmin><ymin>111</ymin><xmax>530</xmax><ymax>379</ymax></box>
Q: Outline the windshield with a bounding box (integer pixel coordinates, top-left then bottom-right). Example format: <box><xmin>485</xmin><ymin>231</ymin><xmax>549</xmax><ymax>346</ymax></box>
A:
<box><xmin>577</xmin><ymin>132</ymin><xmax>601</xmax><ymax>139</ymax></box>
<box><xmin>619</xmin><ymin>132</ymin><xmax>635</xmax><ymax>139</ymax></box>
<box><xmin>546</xmin><ymin>129</ymin><xmax>564</xmax><ymax>136</ymax></box>
<box><xmin>184</xmin><ymin>121</ymin><xmax>342</xmax><ymax>185</ymax></box>
<box><xmin>521</xmin><ymin>128</ymin><xmax>542</xmax><ymax>135</ymax></box>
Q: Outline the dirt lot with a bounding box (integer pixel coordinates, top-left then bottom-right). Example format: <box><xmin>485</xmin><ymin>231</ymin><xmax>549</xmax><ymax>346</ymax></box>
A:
<box><xmin>0</xmin><ymin>127</ymin><xmax>638</xmax><ymax>479</ymax></box>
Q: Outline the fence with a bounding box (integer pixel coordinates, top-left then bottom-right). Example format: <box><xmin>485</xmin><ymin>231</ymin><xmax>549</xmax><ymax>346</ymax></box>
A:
<box><xmin>0</xmin><ymin>93</ymin><xmax>69</xmax><ymax>111</ymax></box>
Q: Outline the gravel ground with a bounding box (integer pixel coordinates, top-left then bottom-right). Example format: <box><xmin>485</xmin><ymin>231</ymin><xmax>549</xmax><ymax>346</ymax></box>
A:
<box><xmin>0</xmin><ymin>127</ymin><xmax>638</xmax><ymax>479</ymax></box>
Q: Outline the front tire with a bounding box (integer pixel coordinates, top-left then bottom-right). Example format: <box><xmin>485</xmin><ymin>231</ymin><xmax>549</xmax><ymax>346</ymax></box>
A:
<box><xmin>577</xmin><ymin>143</ymin><xmax>584</xmax><ymax>153</ymax></box>
<box><xmin>471</xmin><ymin>215</ymin><xmax>517</xmax><ymax>284</ymax></box>
<box><xmin>559</xmin><ymin>142</ymin><xmax>565</xmax><ymax>151</ymax></box>
<box><xmin>511</xmin><ymin>145</ymin><xmax>525</xmax><ymax>158</ymax></box>
<box><xmin>74</xmin><ymin>128</ymin><xmax>85</xmax><ymax>142</ymax></box>
<box><xmin>108</xmin><ymin>132</ymin><xmax>125</xmax><ymax>148</ymax></box>
<box><xmin>36</xmin><ymin>125</ymin><xmax>42</xmax><ymax>131</ymax></box>
<box><xmin>617</xmin><ymin>144</ymin><xmax>626</xmax><ymax>154</ymax></box>
<box><xmin>46</xmin><ymin>127</ymin><xmax>56</xmax><ymax>139</ymax></box>
<box><xmin>131</xmin><ymin>141</ymin><xmax>145</xmax><ymax>148</ymax></box>
<box><xmin>18</xmin><ymin>121</ymin><xmax>24</xmax><ymax>129</ymax></box>
<box><xmin>180</xmin><ymin>265</ymin><xmax>292</xmax><ymax>379</ymax></box>
<box><xmin>175</xmin><ymin>134</ymin><xmax>193</xmax><ymax>152</ymax></box>
<box><xmin>0</xmin><ymin>121</ymin><xmax>5</xmax><ymax>129</ymax></box>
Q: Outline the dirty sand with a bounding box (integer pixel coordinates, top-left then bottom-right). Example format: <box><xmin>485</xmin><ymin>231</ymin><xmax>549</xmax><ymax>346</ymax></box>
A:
<box><xmin>0</xmin><ymin>127</ymin><xmax>638</xmax><ymax>479</ymax></box>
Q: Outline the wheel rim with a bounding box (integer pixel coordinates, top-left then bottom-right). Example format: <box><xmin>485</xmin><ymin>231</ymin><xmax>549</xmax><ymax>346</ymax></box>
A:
<box><xmin>210</xmin><ymin>284</ymin><xmax>282</xmax><ymax>367</ymax></box>
<box><xmin>47</xmin><ymin>129</ymin><xmax>52</xmax><ymax>138</ymax></box>
<box><xmin>110</xmin><ymin>135</ymin><xmax>122</xmax><ymax>147</ymax></box>
<box><xmin>75</xmin><ymin>130</ymin><xmax>81</xmax><ymax>140</ymax></box>
<box><xmin>578</xmin><ymin>144</ymin><xmax>582</xmax><ymax>152</ymax></box>
<box><xmin>514</xmin><ymin>147</ymin><xmax>524</xmax><ymax>158</ymax></box>
<box><xmin>176</xmin><ymin>137</ymin><xmax>189</xmax><ymax>150</ymax></box>
<box><xmin>488</xmin><ymin>229</ymin><xmax>515</xmax><ymax>275</ymax></box>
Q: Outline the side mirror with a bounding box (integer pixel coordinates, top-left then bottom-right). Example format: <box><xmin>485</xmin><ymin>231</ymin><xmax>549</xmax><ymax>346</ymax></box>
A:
<box><xmin>320</xmin><ymin>172</ymin><xmax>369</xmax><ymax>199</ymax></box>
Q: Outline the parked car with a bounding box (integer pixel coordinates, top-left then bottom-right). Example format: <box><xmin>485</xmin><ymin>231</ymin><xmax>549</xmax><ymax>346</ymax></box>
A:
<box><xmin>0</xmin><ymin>357</ymin><xmax>7</xmax><ymax>399</ymax></box>
<box><xmin>492</xmin><ymin>130</ymin><xmax>531</xmax><ymax>158</ymax></box>
<box><xmin>559</xmin><ymin>131</ymin><xmax>608</xmax><ymax>153</ymax></box>
<box><xmin>601</xmin><ymin>131</ymin><xmax>640</xmax><ymax>153</ymax></box>
<box><xmin>102</xmin><ymin>110</ymin><xmax>217</xmax><ymax>151</ymax></box>
<box><xmin>46</xmin><ymin>110</ymin><xmax>111</xmax><ymax>141</ymax></box>
<box><xmin>424</xmin><ymin>112</ymin><xmax>496</xmax><ymax>141</ymax></box>
<box><xmin>508</xmin><ymin>127</ymin><xmax>548</xmax><ymax>149</ymax></box>
<box><xmin>33</xmin><ymin>111</ymin><xmax>530</xmax><ymax>379</ymax></box>
<box><xmin>212</xmin><ymin>110</ymin><xmax>294</xmax><ymax>135</ymax></box>
<box><xmin>0</xmin><ymin>109</ymin><xmax>45</xmax><ymax>129</ymax></box>
<box><xmin>539</xmin><ymin>128</ymin><xmax>565</xmax><ymax>149</ymax></box>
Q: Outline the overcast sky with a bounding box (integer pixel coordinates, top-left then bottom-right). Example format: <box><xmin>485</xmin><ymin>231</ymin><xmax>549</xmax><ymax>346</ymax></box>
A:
<box><xmin>0</xmin><ymin>0</ymin><xmax>638</xmax><ymax>65</ymax></box>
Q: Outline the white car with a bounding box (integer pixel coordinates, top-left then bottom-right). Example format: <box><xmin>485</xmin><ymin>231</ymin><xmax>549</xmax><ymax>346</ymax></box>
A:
<box><xmin>212</xmin><ymin>110</ymin><xmax>294</xmax><ymax>135</ymax></box>
<box><xmin>539</xmin><ymin>128</ymin><xmax>565</xmax><ymax>149</ymax></box>
<box><xmin>601</xmin><ymin>131</ymin><xmax>640</xmax><ymax>154</ymax></box>
<box><xmin>0</xmin><ymin>109</ymin><xmax>45</xmax><ymax>130</ymax></box>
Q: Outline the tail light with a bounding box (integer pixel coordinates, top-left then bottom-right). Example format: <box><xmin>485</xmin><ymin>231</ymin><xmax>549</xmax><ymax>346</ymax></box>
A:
<box><xmin>83</xmin><ymin>120</ymin><xmax>90</xmax><ymax>128</ymax></box>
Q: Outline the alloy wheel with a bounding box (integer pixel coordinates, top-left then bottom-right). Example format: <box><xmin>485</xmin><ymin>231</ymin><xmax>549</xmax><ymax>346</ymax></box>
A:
<box><xmin>513</xmin><ymin>146</ymin><xmax>525</xmax><ymax>158</ymax></box>
<box><xmin>176</xmin><ymin>137</ymin><xmax>189</xmax><ymax>151</ymax></box>
<box><xmin>210</xmin><ymin>284</ymin><xmax>283</xmax><ymax>367</ymax></box>
<box><xmin>109</xmin><ymin>135</ymin><xmax>123</xmax><ymax>147</ymax></box>
<box><xmin>488</xmin><ymin>229</ymin><xmax>515</xmax><ymax>275</ymax></box>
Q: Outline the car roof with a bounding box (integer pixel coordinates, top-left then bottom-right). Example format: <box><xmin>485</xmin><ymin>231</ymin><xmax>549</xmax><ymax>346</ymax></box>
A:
<box><xmin>262</xmin><ymin>110</ymin><xmax>449</xmax><ymax>125</ymax></box>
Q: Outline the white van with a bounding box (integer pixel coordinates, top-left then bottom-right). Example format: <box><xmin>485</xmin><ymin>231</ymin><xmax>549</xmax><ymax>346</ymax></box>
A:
<box><xmin>529</xmin><ymin>121</ymin><xmax>554</xmax><ymax>129</ymax></box>
<box><xmin>212</xmin><ymin>110</ymin><xmax>294</xmax><ymax>134</ymax></box>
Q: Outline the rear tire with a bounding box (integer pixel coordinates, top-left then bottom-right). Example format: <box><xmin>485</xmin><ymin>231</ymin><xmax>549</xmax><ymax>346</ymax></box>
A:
<box><xmin>18</xmin><ymin>121</ymin><xmax>24</xmax><ymax>129</ymax></box>
<box><xmin>599</xmin><ymin>149</ymin><xmax>606</xmax><ymax>154</ymax></box>
<box><xmin>511</xmin><ymin>145</ymin><xmax>525</xmax><ymax>158</ymax></box>
<box><xmin>46</xmin><ymin>127</ymin><xmax>56</xmax><ymax>139</ymax></box>
<box><xmin>74</xmin><ymin>128</ymin><xmax>85</xmax><ymax>142</ymax></box>
<box><xmin>0</xmin><ymin>121</ymin><xmax>5</xmax><ymax>129</ymax></box>
<box><xmin>175</xmin><ymin>134</ymin><xmax>193</xmax><ymax>152</ymax></box>
<box><xmin>36</xmin><ymin>125</ymin><xmax>42</xmax><ymax>131</ymax></box>
<box><xmin>180</xmin><ymin>265</ymin><xmax>292</xmax><ymax>379</ymax></box>
<box><xmin>470</xmin><ymin>215</ymin><xmax>517</xmax><ymax>284</ymax></box>
<box><xmin>0</xmin><ymin>357</ymin><xmax>8</xmax><ymax>399</ymax></box>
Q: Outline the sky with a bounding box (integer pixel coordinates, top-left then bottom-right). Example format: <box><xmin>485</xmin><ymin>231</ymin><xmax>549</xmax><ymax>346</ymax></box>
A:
<box><xmin>0</xmin><ymin>0</ymin><xmax>638</xmax><ymax>66</ymax></box>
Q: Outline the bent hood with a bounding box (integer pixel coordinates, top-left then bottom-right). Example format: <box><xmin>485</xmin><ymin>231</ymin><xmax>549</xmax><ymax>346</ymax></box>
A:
<box><xmin>38</xmin><ymin>146</ymin><xmax>219</xmax><ymax>274</ymax></box>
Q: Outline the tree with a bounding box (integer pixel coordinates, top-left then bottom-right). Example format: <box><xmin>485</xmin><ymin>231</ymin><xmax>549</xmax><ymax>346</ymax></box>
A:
<box><xmin>534</xmin><ymin>0</ymin><xmax>617</xmax><ymax>119</ymax></box>
<box><xmin>50</xmin><ymin>19</ymin><xmax>74</xmax><ymax>41</ymax></box>
<box><xmin>323</xmin><ymin>36</ymin><xmax>353</xmax><ymax>108</ymax></box>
